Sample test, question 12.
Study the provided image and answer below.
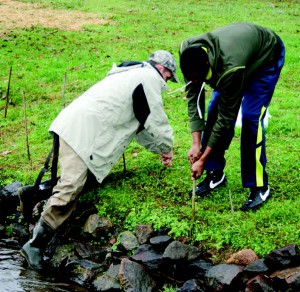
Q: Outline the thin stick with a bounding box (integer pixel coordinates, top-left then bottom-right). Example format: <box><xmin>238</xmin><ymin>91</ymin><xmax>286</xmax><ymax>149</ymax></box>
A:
<box><xmin>144</xmin><ymin>166</ymin><xmax>161</xmax><ymax>185</ymax></box>
<box><xmin>22</xmin><ymin>91</ymin><xmax>31</xmax><ymax>162</ymax></box>
<box><xmin>122</xmin><ymin>153</ymin><xmax>126</xmax><ymax>174</ymax></box>
<box><xmin>229</xmin><ymin>189</ymin><xmax>234</xmax><ymax>216</ymax></box>
<box><xmin>191</xmin><ymin>179</ymin><xmax>196</xmax><ymax>220</ymax></box>
<box><xmin>4</xmin><ymin>66</ymin><xmax>12</xmax><ymax>118</ymax></box>
<box><xmin>62</xmin><ymin>72</ymin><xmax>67</xmax><ymax>108</ymax></box>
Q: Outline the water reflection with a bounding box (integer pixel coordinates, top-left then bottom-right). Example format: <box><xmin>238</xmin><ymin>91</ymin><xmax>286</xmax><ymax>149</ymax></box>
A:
<box><xmin>0</xmin><ymin>243</ymin><xmax>87</xmax><ymax>292</ymax></box>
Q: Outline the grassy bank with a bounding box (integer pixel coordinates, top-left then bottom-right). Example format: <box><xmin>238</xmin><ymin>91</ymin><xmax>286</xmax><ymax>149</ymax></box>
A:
<box><xmin>1</xmin><ymin>0</ymin><xmax>299</xmax><ymax>261</ymax></box>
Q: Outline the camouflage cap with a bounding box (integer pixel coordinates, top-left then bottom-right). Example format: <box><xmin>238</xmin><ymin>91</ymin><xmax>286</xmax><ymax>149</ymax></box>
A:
<box><xmin>149</xmin><ymin>50</ymin><xmax>179</xmax><ymax>83</ymax></box>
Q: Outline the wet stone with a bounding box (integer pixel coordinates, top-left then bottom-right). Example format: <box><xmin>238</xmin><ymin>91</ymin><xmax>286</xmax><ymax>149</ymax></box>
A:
<box><xmin>181</xmin><ymin>259</ymin><xmax>213</xmax><ymax>280</ymax></box>
<box><xmin>163</xmin><ymin>240</ymin><xmax>201</xmax><ymax>261</ymax></box>
<box><xmin>92</xmin><ymin>263</ymin><xmax>121</xmax><ymax>291</ymax></box>
<box><xmin>119</xmin><ymin>258</ymin><xmax>157</xmax><ymax>292</ymax></box>
<box><xmin>119</xmin><ymin>230</ymin><xmax>139</xmax><ymax>251</ymax></box>
<box><xmin>150</xmin><ymin>235</ymin><xmax>173</xmax><ymax>250</ymax></box>
<box><xmin>0</xmin><ymin>181</ymin><xmax>21</xmax><ymax>221</ymax></box>
<box><xmin>130</xmin><ymin>244</ymin><xmax>165</xmax><ymax>271</ymax></box>
<box><xmin>270</xmin><ymin>266</ymin><xmax>300</xmax><ymax>291</ymax></box>
<box><xmin>74</xmin><ymin>242</ymin><xmax>107</xmax><ymax>263</ymax></box>
<box><xmin>205</xmin><ymin>263</ymin><xmax>244</xmax><ymax>290</ymax></box>
<box><xmin>264</xmin><ymin>244</ymin><xmax>300</xmax><ymax>270</ymax></box>
<box><xmin>66</xmin><ymin>259</ymin><xmax>107</xmax><ymax>287</ymax></box>
<box><xmin>245</xmin><ymin>274</ymin><xmax>277</xmax><ymax>292</ymax></box>
<box><xmin>135</xmin><ymin>224</ymin><xmax>153</xmax><ymax>244</ymax></box>
<box><xmin>244</xmin><ymin>258</ymin><xmax>269</xmax><ymax>275</ymax></box>
<box><xmin>50</xmin><ymin>243</ymin><xmax>78</xmax><ymax>269</ymax></box>
<box><xmin>83</xmin><ymin>214</ymin><xmax>113</xmax><ymax>236</ymax></box>
<box><xmin>177</xmin><ymin>279</ymin><xmax>206</xmax><ymax>292</ymax></box>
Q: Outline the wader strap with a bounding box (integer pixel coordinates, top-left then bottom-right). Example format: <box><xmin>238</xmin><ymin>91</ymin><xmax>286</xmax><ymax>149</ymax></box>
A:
<box><xmin>34</xmin><ymin>133</ymin><xmax>59</xmax><ymax>189</ymax></box>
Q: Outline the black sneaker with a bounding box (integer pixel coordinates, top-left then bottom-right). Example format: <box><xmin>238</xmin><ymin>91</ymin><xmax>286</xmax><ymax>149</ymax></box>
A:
<box><xmin>192</xmin><ymin>170</ymin><xmax>226</xmax><ymax>197</ymax></box>
<box><xmin>240</xmin><ymin>186</ymin><xmax>271</xmax><ymax>211</ymax></box>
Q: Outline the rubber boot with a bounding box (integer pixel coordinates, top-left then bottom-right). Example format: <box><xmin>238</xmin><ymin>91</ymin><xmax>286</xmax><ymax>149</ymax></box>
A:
<box><xmin>20</xmin><ymin>218</ymin><xmax>54</xmax><ymax>270</ymax></box>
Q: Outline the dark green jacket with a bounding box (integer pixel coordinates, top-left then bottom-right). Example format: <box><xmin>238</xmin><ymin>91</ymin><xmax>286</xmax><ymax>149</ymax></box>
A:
<box><xmin>179</xmin><ymin>22</ymin><xmax>281</xmax><ymax>148</ymax></box>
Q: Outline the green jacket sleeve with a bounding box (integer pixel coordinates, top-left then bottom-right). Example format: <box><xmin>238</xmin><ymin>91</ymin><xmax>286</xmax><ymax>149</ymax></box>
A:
<box><xmin>207</xmin><ymin>68</ymin><xmax>244</xmax><ymax>148</ymax></box>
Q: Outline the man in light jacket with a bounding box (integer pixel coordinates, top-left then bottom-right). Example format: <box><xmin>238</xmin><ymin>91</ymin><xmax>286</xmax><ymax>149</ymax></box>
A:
<box><xmin>179</xmin><ymin>23</ymin><xmax>285</xmax><ymax>211</ymax></box>
<box><xmin>19</xmin><ymin>50</ymin><xmax>178</xmax><ymax>270</ymax></box>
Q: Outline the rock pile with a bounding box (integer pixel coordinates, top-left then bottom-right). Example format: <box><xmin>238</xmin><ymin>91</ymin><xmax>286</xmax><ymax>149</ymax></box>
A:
<box><xmin>1</xmin><ymin>182</ymin><xmax>299</xmax><ymax>291</ymax></box>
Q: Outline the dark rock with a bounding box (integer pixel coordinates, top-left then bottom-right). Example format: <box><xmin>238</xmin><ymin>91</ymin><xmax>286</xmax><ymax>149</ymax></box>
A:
<box><xmin>118</xmin><ymin>230</ymin><xmax>138</xmax><ymax>251</ymax></box>
<box><xmin>245</xmin><ymin>274</ymin><xmax>276</xmax><ymax>292</ymax></box>
<box><xmin>153</xmin><ymin>227</ymin><xmax>171</xmax><ymax>236</ymax></box>
<box><xmin>180</xmin><ymin>259</ymin><xmax>213</xmax><ymax>281</ymax></box>
<box><xmin>50</xmin><ymin>243</ymin><xmax>79</xmax><ymax>269</ymax></box>
<box><xmin>244</xmin><ymin>259</ymin><xmax>269</xmax><ymax>275</ymax></box>
<box><xmin>205</xmin><ymin>263</ymin><xmax>244</xmax><ymax>291</ymax></box>
<box><xmin>162</xmin><ymin>257</ymin><xmax>212</xmax><ymax>283</ymax></box>
<box><xmin>92</xmin><ymin>273</ymin><xmax>121</xmax><ymax>291</ymax></box>
<box><xmin>163</xmin><ymin>240</ymin><xmax>201</xmax><ymax>261</ymax></box>
<box><xmin>74</xmin><ymin>242</ymin><xmax>107</xmax><ymax>263</ymax></box>
<box><xmin>177</xmin><ymin>279</ymin><xmax>206</xmax><ymax>292</ymax></box>
<box><xmin>264</xmin><ymin>244</ymin><xmax>300</xmax><ymax>271</ymax></box>
<box><xmin>130</xmin><ymin>244</ymin><xmax>166</xmax><ymax>271</ymax></box>
<box><xmin>109</xmin><ymin>249</ymin><xmax>124</xmax><ymax>265</ymax></box>
<box><xmin>0</xmin><ymin>181</ymin><xmax>21</xmax><ymax>222</ymax></box>
<box><xmin>119</xmin><ymin>258</ymin><xmax>157</xmax><ymax>291</ymax></box>
<box><xmin>92</xmin><ymin>263</ymin><xmax>122</xmax><ymax>291</ymax></box>
<box><xmin>135</xmin><ymin>224</ymin><xmax>153</xmax><ymax>244</ymax></box>
<box><xmin>11</xmin><ymin>222</ymin><xmax>29</xmax><ymax>243</ymax></box>
<box><xmin>270</xmin><ymin>266</ymin><xmax>300</xmax><ymax>291</ymax></box>
<box><xmin>286</xmin><ymin>267</ymin><xmax>300</xmax><ymax>290</ymax></box>
<box><xmin>150</xmin><ymin>235</ymin><xmax>173</xmax><ymax>250</ymax></box>
<box><xmin>83</xmin><ymin>214</ymin><xmax>113</xmax><ymax>237</ymax></box>
<box><xmin>66</xmin><ymin>259</ymin><xmax>107</xmax><ymax>287</ymax></box>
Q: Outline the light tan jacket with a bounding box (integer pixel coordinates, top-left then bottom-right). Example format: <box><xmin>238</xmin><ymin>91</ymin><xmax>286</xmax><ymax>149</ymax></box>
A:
<box><xmin>49</xmin><ymin>62</ymin><xmax>173</xmax><ymax>182</ymax></box>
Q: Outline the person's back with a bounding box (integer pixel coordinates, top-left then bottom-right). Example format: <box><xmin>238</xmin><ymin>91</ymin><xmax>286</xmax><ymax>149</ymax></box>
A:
<box><xmin>49</xmin><ymin>61</ymin><xmax>171</xmax><ymax>183</ymax></box>
<box><xmin>180</xmin><ymin>22</ymin><xmax>280</xmax><ymax>83</ymax></box>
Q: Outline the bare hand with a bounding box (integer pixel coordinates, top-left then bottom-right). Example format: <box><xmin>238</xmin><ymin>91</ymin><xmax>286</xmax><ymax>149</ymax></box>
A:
<box><xmin>161</xmin><ymin>150</ymin><xmax>173</xmax><ymax>167</ymax></box>
<box><xmin>187</xmin><ymin>144</ymin><xmax>202</xmax><ymax>165</ymax></box>
<box><xmin>191</xmin><ymin>159</ymin><xmax>205</xmax><ymax>179</ymax></box>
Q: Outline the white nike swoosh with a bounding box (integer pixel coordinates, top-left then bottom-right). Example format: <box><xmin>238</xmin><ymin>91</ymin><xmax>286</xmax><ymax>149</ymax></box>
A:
<box><xmin>209</xmin><ymin>174</ymin><xmax>225</xmax><ymax>189</ymax></box>
<box><xmin>259</xmin><ymin>187</ymin><xmax>270</xmax><ymax>201</ymax></box>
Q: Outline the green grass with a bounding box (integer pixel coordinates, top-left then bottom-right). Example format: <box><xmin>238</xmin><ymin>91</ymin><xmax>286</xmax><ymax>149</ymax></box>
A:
<box><xmin>1</xmin><ymin>0</ymin><xmax>299</xmax><ymax>262</ymax></box>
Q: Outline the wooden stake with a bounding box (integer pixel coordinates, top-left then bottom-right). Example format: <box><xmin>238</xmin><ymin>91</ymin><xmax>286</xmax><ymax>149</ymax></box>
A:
<box><xmin>62</xmin><ymin>72</ymin><xmax>67</xmax><ymax>108</ymax></box>
<box><xmin>229</xmin><ymin>189</ymin><xmax>234</xmax><ymax>216</ymax></box>
<box><xmin>22</xmin><ymin>91</ymin><xmax>31</xmax><ymax>162</ymax></box>
<box><xmin>191</xmin><ymin>179</ymin><xmax>196</xmax><ymax>220</ymax></box>
<box><xmin>4</xmin><ymin>66</ymin><xmax>12</xmax><ymax>118</ymax></box>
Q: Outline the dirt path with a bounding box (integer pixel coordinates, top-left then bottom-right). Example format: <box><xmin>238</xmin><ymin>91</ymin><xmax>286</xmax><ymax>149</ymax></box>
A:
<box><xmin>0</xmin><ymin>0</ymin><xmax>113</xmax><ymax>34</ymax></box>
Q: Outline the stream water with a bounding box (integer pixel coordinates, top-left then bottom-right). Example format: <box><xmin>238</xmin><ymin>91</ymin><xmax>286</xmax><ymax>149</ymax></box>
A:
<box><xmin>0</xmin><ymin>240</ymin><xmax>88</xmax><ymax>292</ymax></box>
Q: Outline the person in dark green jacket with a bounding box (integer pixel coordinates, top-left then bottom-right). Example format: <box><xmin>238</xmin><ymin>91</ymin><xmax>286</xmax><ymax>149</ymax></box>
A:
<box><xmin>179</xmin><ymin>22</ymin><xmax>285</xmax><ymax>211</ymax></box>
